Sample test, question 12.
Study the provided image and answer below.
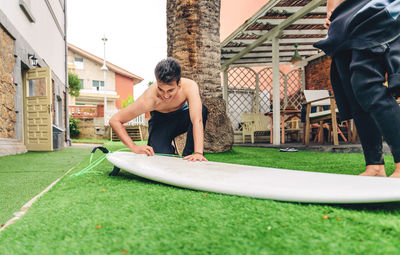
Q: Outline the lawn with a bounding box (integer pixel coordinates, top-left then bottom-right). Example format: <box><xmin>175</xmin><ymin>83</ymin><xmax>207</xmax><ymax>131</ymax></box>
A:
<box><xmin>0</xmin><ymin>143</ymin><xmax>399</xmax><ymax>255</ymax></box>
<box><xmin>0</xmin><ymin>148</ymin><xmax>91</xmax><ymax>225</ymax></box>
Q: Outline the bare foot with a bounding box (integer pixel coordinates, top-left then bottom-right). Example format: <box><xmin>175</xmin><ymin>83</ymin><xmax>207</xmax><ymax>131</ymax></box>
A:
<box><xmin>389</xmin><ymin>163</ymin><xmax>400</xmax><ymax>178</ymax></box>
<box><xmin>359</xmin><ymin>165</ymin><xmax>386</xmax><ymax>177</ymax></box>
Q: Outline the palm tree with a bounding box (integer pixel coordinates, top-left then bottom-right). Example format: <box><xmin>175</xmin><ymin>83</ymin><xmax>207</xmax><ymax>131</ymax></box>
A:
<box><xmin>166</xmin><ymin>0</ymin><xmax>233</xmax><ymax>153</ymax></box>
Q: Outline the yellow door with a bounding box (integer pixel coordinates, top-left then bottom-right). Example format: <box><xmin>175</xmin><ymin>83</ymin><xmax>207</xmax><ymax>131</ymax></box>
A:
<box><xmin>23</xmin><ymin>67</ymin><xmax>53</xmax><ymax>151</ymax></box>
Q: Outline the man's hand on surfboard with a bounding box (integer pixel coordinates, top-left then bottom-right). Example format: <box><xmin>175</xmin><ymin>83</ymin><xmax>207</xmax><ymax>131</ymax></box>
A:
<box><xmin>183</xmin><ymin>152</ymin><xmax>208</xmax><ymax>162</ymax></box>
<box><xmin>131</xmin><ymin>145</ymin><xmax>155</xmax><ymax>156</ymax></box>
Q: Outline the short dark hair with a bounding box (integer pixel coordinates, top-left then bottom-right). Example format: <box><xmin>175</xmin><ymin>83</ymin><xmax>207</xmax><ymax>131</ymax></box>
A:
<box><xmin>154</xmin><ymin>57</ymin><xmax>181</xmax><ymax>85</ymax></box>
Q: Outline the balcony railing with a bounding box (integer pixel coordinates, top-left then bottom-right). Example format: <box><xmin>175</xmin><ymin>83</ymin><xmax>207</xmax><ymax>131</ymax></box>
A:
<box><xmin>104</xmin><ymin>110</ymin><xmax>145</xmax><ymax>126</ymax></box>
<box><xmin>69</xmin><ymin>105</ymin><xmax>99</xmax><ymax>117</ymax></box>
<box><xmin>69</xmin><ymin>105</ymin><xmax>145</xmax><ymax>126</ymax></box>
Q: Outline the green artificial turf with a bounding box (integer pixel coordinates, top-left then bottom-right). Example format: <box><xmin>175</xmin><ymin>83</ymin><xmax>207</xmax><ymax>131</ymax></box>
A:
<box><xmin>0</xmin><ymin>143</ymin><xmax>400</xmax><ymax>255</ymax></box>
<box><xmin>0</xmin><ymin>148</ymin><xmax>91</xmax><ymax>225</ymax></box>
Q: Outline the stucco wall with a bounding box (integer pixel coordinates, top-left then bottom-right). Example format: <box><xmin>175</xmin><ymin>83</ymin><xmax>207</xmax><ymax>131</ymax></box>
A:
<box><xmin>115</xmin><ymin>73</ymin><xmax>133</xmax><ymax>109</ymax></box>
<box><xmin>0</xmin><ymin>27</ymin><xmax>16</xmax><ymax>139</ymax></box>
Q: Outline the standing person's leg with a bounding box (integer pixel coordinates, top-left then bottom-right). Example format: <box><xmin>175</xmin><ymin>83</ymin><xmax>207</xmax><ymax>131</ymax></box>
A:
<box><xmin>385</xmin><ymin>37</ymin><xmax>400</xmax><ymax>177</ymax></box>
<box><xmin>334</xmin><ymin>51</ymin><xmax>386</xmax><ymax>176</ymax></box>
<box><xmin>182</xmin><ymin>105</ymin><xmax>208</xmax><ymax>156</ymax></box>
<box><xmin>350</xmin><ymin>40</ymin><xmax>400</xmax><ymax>177</ymax></box>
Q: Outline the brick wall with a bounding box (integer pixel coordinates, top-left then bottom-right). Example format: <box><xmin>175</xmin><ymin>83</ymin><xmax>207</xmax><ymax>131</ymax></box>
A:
<box><xmin>305</xmin><ymin>55</ymin><xmax>333</xmax><ymax>93</ymax></box>
<box><xmin>0</xmin><ymin>27</ymin><xmax>16</xmax><ymax>138</ymax></box>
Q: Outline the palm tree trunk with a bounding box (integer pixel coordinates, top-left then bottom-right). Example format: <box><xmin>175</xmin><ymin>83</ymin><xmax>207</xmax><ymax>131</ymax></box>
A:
<box><xmin>167</xmin><ymin>0</ymin><xmax>233</xmax><ymax>153</ymax></box>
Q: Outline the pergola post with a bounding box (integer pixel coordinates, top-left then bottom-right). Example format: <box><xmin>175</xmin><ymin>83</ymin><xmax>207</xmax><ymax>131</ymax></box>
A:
<box><xmin>222</xmin><ymin>66</ymin><xmax>229</xmax><ymax>112</ymax></box>
<box><xmin>255</xmin><ymin>73</ymin><xmax>260</xmax><ymax>112</ymax></box>
<box><xmin>272</xmin><ymin>36</ymin><xmax>280</xmax><ymax>145</ymax></box>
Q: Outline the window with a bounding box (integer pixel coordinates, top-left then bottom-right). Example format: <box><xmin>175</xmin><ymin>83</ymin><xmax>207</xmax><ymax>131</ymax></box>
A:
<box><xmin>74</xmin><ymin>57</ymin><xmax>84</xmax><ymax>69</ymax></box>
<box><xmin>79</xmin><ymin>79</ymin><xmax>84</xmax><ymax>89</ymax></box>
<box><xmin>28</xmin><ymin>78</ymin><xmax>46</xmax><ymax>97</ymax></box>
<box><xmin>92</xmin><ymin>80</ymin><xmax>104</xmax><ymax>91</ymax></box>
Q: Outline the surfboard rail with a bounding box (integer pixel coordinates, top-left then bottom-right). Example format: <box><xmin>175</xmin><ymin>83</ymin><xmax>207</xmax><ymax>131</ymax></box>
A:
<box><xmin>107</xmin><ymin>152</ymin><xmax>400</xmax><ymax>204</ymax></box>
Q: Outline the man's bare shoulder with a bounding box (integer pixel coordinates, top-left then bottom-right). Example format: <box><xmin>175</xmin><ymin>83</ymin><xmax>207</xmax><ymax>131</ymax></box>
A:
<box><xmin>135</xmin><ymin>85</ymin><xmax>158</xmax><ymax>109</ymax></box>
<box><xmin>181</xmin><ymin>77</ymin><xmax>198</xmax><ymax>94</ymax></box>
<box><xmin>181</xmin><ymin>77</ymin><xmax>197</xmax><ymax>87</ymax></box>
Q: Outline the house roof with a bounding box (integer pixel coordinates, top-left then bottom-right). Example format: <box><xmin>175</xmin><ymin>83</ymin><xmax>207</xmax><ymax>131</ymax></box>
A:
<box><xmin>68</xmin><ymin>43</ymin><xmax>144</xmax><ymax>84</ymax></box>
<box><xmin>221</xmin><ymin>0</ymin><xmax>327</xmax><ymax>67</ymax></box>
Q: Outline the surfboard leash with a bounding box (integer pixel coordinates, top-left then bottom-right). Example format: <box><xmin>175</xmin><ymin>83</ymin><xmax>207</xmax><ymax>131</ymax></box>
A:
<box><xmin>73</xmin><ymin>146</ymin><xmax>111</xmax><ymax>177</ymax></box>
<box><xmin>73</xmin><ymin>146</ymin><xmax>183</xmax><ymax>177</ymax></box>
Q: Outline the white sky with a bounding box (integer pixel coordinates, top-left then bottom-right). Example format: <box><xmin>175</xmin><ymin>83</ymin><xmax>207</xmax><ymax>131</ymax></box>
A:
<box><xmin>67</xmin><ymin>0</ymin><xmax>167</xmax><ymax>99</ymax></box>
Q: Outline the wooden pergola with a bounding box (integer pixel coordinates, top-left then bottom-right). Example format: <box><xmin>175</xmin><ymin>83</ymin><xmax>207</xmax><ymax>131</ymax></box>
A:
<box><xmin>221</xmin><ymin>0</ymin><xmax>328</xmax><ymax>145</ymax></box>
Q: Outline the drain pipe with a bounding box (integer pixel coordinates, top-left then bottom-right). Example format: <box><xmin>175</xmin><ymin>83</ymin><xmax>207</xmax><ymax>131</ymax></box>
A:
<box><xmin>64</xmin><ymin>0</ymin><xmax>71</xmax><ymax>146</ymax></box>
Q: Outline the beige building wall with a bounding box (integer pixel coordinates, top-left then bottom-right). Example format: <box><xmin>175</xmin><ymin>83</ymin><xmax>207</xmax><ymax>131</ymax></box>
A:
<box><xmin>0</xmin><ymin>0</ymin><xmax>66</xmax><ymax>82</ymax></box>
<box><xmin>68</xmin><ymin>51</ymin><xmax>115</xmax><ymax>91</ymax></box>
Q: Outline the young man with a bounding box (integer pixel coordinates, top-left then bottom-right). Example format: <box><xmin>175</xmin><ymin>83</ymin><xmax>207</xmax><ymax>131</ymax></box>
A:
<box><xmin>109</xmin><ymin>57</ymin><xmax>208</xmax><ymax>162</ymax></box>
<box><xmin>315</xmin><ymin>0</ymin><xmax>400</xmax><ymax>177</ymax></box>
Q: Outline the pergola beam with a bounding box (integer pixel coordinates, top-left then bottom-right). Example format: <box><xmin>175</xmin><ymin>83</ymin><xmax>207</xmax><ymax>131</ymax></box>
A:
<box><xmin>223</xmin><ymin>44</ymin><xmax>318</xmax><ymax>52</ymax></box>
<box><xmin>232</xmin><ymin>37</ymin><xmax>323</xmax><ymax>45</ymax></box>
<box><xmin>222</xmin><ymin>50</ymin><xmax>319</xmax><ymax>59</ymax></box>
<box><xmin>229</xmin><ymin>57</ymin><xmax>293</xmax><ymax>65</ymax></box>
<box><xmin>242</xmin><ymin>29</ymin><xmax>326</xmax><ymax>36</ymax></box>
<box><xmin>270</xmin><ymin>6</ymin><xmax>326</xmax><ymax>13</ymax></box>
<box><xmin>221</xmin><ymin>0</ymin><xmax>327</xmax><ymax>69</ymax></box>
<box><xmin>257</xmin><ymin>18</ymin><xmax>326</xmax><ymax>25</ymax></box>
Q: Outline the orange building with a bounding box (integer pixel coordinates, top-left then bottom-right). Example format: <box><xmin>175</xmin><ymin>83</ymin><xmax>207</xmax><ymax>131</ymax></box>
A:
<box><xmin>68</xmin><ymin>43</ymin><xmax>143</xmax><ymax>113</ymax></box>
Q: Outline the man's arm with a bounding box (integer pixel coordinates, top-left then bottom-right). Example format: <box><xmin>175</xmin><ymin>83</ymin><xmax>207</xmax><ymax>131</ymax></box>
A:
<box><xmin>109</xmin><ymin>91</ymin><xmax>155</xmax><ymax>156</ymax></box>
<box><xmin>184</xmin><ymin>80</ymin><xmax>207</xmax><ymax>162</ymax></box>
<box><xmin>324</xmin><ymin>0</ymin><xmax>345</xmax><ymax>28</ymax></box>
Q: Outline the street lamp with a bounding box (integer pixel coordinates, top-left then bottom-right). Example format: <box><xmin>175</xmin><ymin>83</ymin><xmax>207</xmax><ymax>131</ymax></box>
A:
<box><xmin>101</xmin><ymin>35</ymin><xmax>108</xmax><ymax>124</ymax></box>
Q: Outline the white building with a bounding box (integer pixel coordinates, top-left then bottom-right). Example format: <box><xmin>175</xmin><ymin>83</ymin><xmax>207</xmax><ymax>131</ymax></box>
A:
<box><xmin>0</xmin><ymin>0</ymin><xmax>68</xmax><ymax>156</ymax></box>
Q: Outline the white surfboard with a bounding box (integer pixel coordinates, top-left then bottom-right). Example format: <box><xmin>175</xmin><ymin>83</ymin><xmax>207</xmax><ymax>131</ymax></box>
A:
<box><xmin>106</xmin><ymin>152</ymin><xmax>400</xmax><ymax>204</ymax></box>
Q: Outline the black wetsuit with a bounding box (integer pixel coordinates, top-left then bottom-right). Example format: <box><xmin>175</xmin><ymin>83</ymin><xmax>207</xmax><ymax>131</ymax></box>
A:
<box><xmin>147</xmin><ymin>103</ymin><xmax>208</xmax><ymax>156</ymax></box>
<box><xmin>314</xmin><ymin>0</ymin><xmax>400</xmax><ymax>165</ymax></box>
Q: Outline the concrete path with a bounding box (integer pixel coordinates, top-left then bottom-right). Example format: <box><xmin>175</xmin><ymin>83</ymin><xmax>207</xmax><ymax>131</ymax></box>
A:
<box><xmin>69</xmin><ymin>143</ymin><xmax>103</xmax><ymax>149</ymax></box>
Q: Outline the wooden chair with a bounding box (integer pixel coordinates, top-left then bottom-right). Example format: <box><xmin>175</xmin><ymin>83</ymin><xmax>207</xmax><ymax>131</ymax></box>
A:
<box><xmin>242</xmin><ymin>113</ymin><xmax>272</xmax><ymax>144</ymax></box>
<box><xmin>303</xmin><ymin>90</ymin><xmax>340</xmax><ymax>146</ymax></box>
<box><xmin>285</xmin><ymin>116</ymin><xmax>301</xmax><ymax>142</ymax></box>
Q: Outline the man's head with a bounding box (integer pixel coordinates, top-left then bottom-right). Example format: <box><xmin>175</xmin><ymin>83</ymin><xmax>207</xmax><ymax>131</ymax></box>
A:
<box><xmin>154</xmin><ymin>57</ymin><xmax>181</xmax><ymax>85</ymax></box>
<box><xmin>154</xmin><ymin>58</ymin><xmax>182</xmax><ymax>101</ymax></box>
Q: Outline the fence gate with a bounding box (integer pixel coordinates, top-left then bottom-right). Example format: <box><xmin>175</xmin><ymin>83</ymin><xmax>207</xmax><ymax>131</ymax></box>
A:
<box><xmin>226</xmin><ymin>66</ymin><xmax>303</xmax><ymax>131</ymax></box>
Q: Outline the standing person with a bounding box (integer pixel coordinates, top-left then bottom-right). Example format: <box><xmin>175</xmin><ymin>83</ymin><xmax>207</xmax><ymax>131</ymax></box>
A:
<box><xmin>109</xmin><ymin>57</ymin><xmax>208</xmax><ymax>162</ymax></box>
<box><xmin>314</xmin><ymin>0</ymin><xmax>400</xmax><ymax>177</ymax></box>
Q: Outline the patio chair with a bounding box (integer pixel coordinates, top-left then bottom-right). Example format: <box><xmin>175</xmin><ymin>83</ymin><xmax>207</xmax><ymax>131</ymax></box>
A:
<box><xmin>284</xmin><ymin>115</ymin><xmax>301</xmax><ymax>142</ymax></box>
<box><xmin>242</xmin><ymin>113</ymin><xmax>272</xmax><ymax>144</ymax></box>
<box><xmin>303</xmin><ymin>90</ymin><xmax>340</xmax><ymax>146</ymax></box>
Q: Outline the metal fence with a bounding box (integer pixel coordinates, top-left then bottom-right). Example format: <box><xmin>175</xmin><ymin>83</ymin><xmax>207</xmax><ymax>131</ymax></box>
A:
<box><xmin>226</xmin><ymin>66</ymin><xmax>303</xmax><ymax>131</ymax></box>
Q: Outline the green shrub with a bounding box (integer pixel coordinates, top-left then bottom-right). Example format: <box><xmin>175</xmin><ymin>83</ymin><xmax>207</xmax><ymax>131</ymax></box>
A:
<box><xmin>68</xmin><ymin>73</ymin><xmax>82</xmax><ymax>97</ymax></box>
<box><xmin>69</xmin><ymin>117</ymin><xmax>80</xmax><ymax>138</ymax></box>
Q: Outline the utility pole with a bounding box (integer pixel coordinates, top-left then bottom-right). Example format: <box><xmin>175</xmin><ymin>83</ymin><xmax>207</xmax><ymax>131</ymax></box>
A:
<box><xmin>101</xmin><ymin>35</ymin><xmax>108</xmax><ymax>125</ymax></box>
